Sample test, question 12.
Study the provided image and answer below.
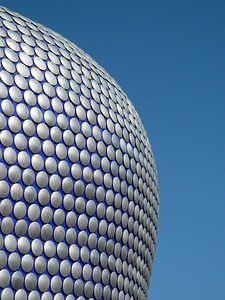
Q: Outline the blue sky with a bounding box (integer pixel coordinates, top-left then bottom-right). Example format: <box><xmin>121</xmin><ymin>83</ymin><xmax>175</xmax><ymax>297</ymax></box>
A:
<box><xmin>1</xmin><ymin>1</ymin><xmax>224</xmax><ymax>299</ymax></box>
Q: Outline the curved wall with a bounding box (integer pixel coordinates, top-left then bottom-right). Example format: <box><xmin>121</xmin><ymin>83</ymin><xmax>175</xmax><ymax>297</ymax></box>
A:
<box><xmin>0</xmin><ymin>6</ymin><xmax>159</xmax><ymax>300</ymax></box>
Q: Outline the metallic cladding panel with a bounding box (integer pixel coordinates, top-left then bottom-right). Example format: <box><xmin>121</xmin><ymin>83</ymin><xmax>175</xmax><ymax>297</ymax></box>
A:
<box><xmin>0</xmin><ymin>6</ymin><xmax>159</xmax><ymax>300</ymax></box>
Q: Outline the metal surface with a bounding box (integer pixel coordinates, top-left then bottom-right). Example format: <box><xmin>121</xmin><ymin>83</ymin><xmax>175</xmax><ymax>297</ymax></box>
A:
<box><xmin>0</xmin><ymin>5</ymin><xmax>159</xmax><ymax>300</ymax></box>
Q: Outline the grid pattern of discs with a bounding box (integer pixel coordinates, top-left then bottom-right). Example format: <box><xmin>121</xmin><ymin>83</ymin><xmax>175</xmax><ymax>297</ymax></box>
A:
<box><xmin>0</xmin><ymin>6</ymin><xmax>159</xmax><ymax>300</ymax></box>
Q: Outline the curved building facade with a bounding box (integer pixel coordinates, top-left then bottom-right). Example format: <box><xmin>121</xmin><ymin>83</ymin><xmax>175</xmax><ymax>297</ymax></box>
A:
<box><xmin>0</xmin><ymin>6</ymin><xmax>159</xmax><ymax>300</ymax></box>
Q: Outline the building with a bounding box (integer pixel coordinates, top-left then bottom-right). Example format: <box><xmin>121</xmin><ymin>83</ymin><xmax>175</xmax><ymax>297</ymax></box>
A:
<box><xmin>0</xmin><ymin>6</ymin><xmax>159</xmax><ymax>300</ymax></box>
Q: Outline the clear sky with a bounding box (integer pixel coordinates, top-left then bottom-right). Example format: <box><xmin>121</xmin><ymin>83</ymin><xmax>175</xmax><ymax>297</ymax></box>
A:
<box><xmin>1</xmin><ymin>1</ymin><xmax>224</xmax><ymax>299</ymax></box>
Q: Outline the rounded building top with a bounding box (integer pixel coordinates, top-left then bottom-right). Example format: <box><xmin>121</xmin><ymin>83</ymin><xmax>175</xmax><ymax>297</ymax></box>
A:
<box><xmin>0</xmin><ymin>5</ymin><xmax>159</xmax><ymax>300</ymax></box>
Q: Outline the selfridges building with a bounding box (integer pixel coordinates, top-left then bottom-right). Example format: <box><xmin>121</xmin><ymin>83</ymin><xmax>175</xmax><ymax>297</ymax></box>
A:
<box><xmin>0</xmin><ymin>6</ymin><xmax>160</xmax><ymax>300</ymax></box>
